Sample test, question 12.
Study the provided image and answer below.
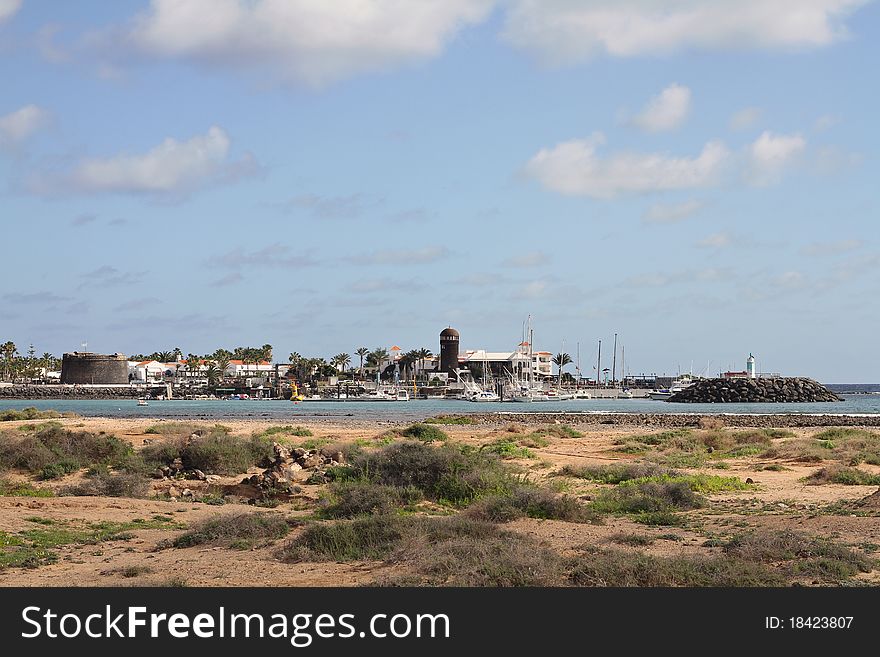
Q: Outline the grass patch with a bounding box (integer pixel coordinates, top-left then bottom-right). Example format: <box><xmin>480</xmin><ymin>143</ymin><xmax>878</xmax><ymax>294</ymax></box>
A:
<box><xmin>115</xmin><ymin>565</ymin><xmax>153</xmax><ymax>578</ymax></box>
<box><xmin>0</xmin><ymin>478</ymin><xmax>54</xmax><ymax>497</ymax></box>
<box><xmin>1</xmin><ymin>518</ymin><xmax>182</xmax><ymax>570</ymax></box>
<box><xmin>543</xmin><ymin>425</ymin><xmax>583</xmax><ymax>439</ymax></box>
<box><xmin>17</xmin><ymin>421</ymin><xmax>63</xmax><ymax>433</ymax></box>
<box><xmin>764</xmin><ymin>428</ymin><xmax>880</xmax><ymax>466</ymax></box>
<box><xmin>171</xmin><ymin>513</ymin><xmax>294</xmax><ymax>549</ymax></box>
<box><xmin>629</xmin><ymin>473</ymin><xmax>753</xmax><ymax>493</ymax></box>
<box><xmin>804</xmin><ymin>465</ymin><xmax>880</xmax><ymax>486</ymax></box>
<box><xmin>560</xmin><ymin>462</ymin><xmax>674</xmax><ymax>484</ymax></box>
<box><xmin>608</xmin><ymin>533</ymin><xmax>655</xmax><ymax>546</ymax></box>
<box><xmin>423</xmin><ymin>415</ymin><xmax>476</xmax><ymax>425</ymax></box>
<box><xmin>722</xmin><ymin>530</ymin><xmax>873</xmax><ymax>583</ymax></box>
<box><xmin>1</xmin><ymin>407</ymin><xmax>73</xmax><ymax>422</ymax></box>
<box><xmin>255</xmin><ymin>425</ymin><xmax>313</xmax><ymax>438</ymax></box>
<box><xmin>481</xmin><ymin>440</ymin><xmax>535</xmax><ymax>459</ymax></box>
<box><xmin>567</xmin><ymin>550</ymin><xmax>783</xmax><ymax>586</ymax></box>
<box><xmin>516</xmin><ymin>433</ymin><xmax>550</xmax><ymax>448</ymax></box>
<box><xmin>143</xmin><ymin>422</ymin><xmax>230</xmax><ymax>435</ymax></box>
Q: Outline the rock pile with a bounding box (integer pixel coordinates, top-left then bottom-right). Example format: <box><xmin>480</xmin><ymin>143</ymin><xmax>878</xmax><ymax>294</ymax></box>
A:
<box><xmin>243</xmin><ymin>442</ymin><xmax>345</xmax><ymax>494</ymax></box>
<box><xmin>667</xmin><ymin>377</ymin><xmax>841</xmax><ymax>403</ymax></box>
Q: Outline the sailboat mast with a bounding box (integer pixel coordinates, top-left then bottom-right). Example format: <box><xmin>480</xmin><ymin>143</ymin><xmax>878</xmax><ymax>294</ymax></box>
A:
<box><xmin>596</xmin><ymin>338</ymin><xmax>601</xmax><ymax>386</ymax></box>
<box><xmin>611</xmin><ymin>333</ymin><xmax>618</xmax><ymax>386</ymax></box>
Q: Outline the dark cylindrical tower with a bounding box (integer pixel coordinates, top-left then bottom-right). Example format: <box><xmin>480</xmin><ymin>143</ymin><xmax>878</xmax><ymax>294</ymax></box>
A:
<box><xmin>439</xmin><ymin>327</ymin><xmax>460</xmax><ymax>375</ymax></box>
<box><xmin>61</xmin><ymin>352</ymin><xmax>129</xmax><ymax>385</ymax></box>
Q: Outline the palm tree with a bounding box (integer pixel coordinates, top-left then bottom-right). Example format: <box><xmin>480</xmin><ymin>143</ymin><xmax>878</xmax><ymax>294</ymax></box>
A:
<box><xmin>1</xmin><ymin>341</ymin><xmax>18</xmax><ymax>381</ymax></box>
<box><xmin>367</xmin><ymin>348</ymin><xmax>389</xmax><ymax>381</ymax></box>
<box><xmin>416</xmin><ymin>347</ymin><xmax>433</xmax><ymax>380</ymax></box>
<box><xmin>332</xmin><ymin>352</ymin><xmax>351</xmax><ymax>374</ymax></box>
<box><xmin>172</xmin><ymin>347</ymin><xmax>183</xmax><ymax>361</ymax></box>
<box><xmin>205</xmin><ymin>363</ymin><xmax>220</xmax><ymax>387</ymax></box>
<box><xmin>186</xmin><ymin>354</ymin><xmax>202</xmax><ymax>378</ymax></box>
<box><xmin>156</xmin><ymin>351</ymin><xmax>174</xmax><ymax>363</ymax></box>
<box><xmin>401</xmin><ymin>350</ymin><xmax>419</xmax><ymax>382</ymax></box>
<box><xmin>552</xmin><ymin>353</ymin><xmax>572</xmax><ymax>383</ymax></box>
<box><xmin>260</xmin><ymin>344</ymin><xmax>273</xmax><ymax>362</ymax></box>
<box><xmin>212</xmin><ymin>348</ymin><xmax>232</xmax><ymax>378</ymax></box>
<box><xmin>355</xmin><ymin>347</ymin><xmax>369</xmax><ymax>378</ymax></box>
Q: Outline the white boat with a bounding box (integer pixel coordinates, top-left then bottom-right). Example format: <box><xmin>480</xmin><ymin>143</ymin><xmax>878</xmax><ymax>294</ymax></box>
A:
<box><xmin>360</xmin><ymin>387</ymin><xmax>409</xmax><ymax>401</ymax></box>
<box><xmin>648</xmin><ymin>376</ymin><xmax>695</xmax><ymax>400</ymax></box>
<box><xmin>617</xmin><ymin>389</ymin><xmax>634</xmax><ymax>399</ymax></box>
<box><xmin>137</xmin><ymin>398</ymin><xmax>148</xmax><ymax>406</ymax></box>
<box><xmin>573</xmin><ymin>390</ymin><xmax>592</xmax><ymax>399</ymax></box>
<box><xmin>466</xmin><ymin>389</ymin><xmax>500</xmax><ymax>402</ymax></box>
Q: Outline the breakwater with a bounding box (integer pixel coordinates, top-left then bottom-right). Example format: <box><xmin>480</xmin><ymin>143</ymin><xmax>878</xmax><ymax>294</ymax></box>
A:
<box><xmin>0</xmin><ymin>385</ymin><xmax>144</xmax><ymax>399</ymax></box>
<box><xmin>464</xmin><ymin>412</ymin><xmax>880</xmax><ymax>428</ymax></box>
<box><xmin>668</xmin><ymin>377</ymin><xmax>841</xmax><ymax>404</ymax></box>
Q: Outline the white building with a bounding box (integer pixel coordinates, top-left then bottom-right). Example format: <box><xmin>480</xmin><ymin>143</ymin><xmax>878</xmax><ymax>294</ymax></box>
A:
<box><xmin>460</xmin><ymin>345</ymin><xmax>553</xmax><ymax>380</ymax></box>
<box><xmin>225</xmin><ymin>359</ymin><xmax>272</xmax><ymax>378</ymax></box>
<box><xmin>129</xmin><ymin>360</ymin><xmax>171</xmax><ymax>382</ymax></box>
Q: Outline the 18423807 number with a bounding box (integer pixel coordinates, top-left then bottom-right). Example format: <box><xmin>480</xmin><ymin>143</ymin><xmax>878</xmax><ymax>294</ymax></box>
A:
<box><xmin>790</xmin><ymin>617</ymin><xmax>853</xmax><ymax>629</ymax></box>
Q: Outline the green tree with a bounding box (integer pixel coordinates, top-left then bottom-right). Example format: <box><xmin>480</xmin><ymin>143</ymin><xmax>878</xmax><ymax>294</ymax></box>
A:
<box><xmin>186</xmin><ymin>354</ymin><xmax>202</xmax><ymax>378</ymax></box>
<box><xmin>205</xmin><ymin>363</ymin><xmax>221</xmax><ymax>387</ymax></box>
<box><xmin>355</xmin><ymin>347</ymin><xmax>369</xmax><ymax>378</ymax></box>
<box><xmin>552</xmin><ymin>353</ymin><xmax>572</xmax><ymax>383</ymax></box>
<box><xmin>366</xmin><ymin>348</ymin><xmax>389</xmax><ymax>381</ymax></box>
<box><xmin>332</xmin><ymin>352</ymin><xmax>351</xmax><ymax>374</ymax></box>
<box><xmin>212</xmin><ymin>349</ymin><xmax>232</xmax><ymax>378</ymax></box>
<box><xmin>416</xmin><ymin>347</ymin><xmax>433</xmax><ymax>380</ymax></box>
<box><xmin>1</xmin><ymin>341</ymin><xmax>18</xmax><ymax>381</ymax></box>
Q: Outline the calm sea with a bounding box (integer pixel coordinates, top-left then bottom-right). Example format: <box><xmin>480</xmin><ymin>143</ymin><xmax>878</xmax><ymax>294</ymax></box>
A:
<box><xmin>2</xmin><ymin>387</ymin><xmax>880</xmax><ymax>421</ymax></box>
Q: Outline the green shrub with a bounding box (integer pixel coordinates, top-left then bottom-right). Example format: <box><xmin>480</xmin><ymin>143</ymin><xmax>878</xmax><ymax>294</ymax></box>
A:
<box><xmin>142</xmin><ymin>432</ymin><xmax>274</xmax><ymax>475</ymax></box>
<box><xmin>319</xmin><ymin>481</ymin><xmax>422</xmax><ymax>518</ymax></box>
<box><xmin>256</xmin><ymin>425</ymin><xmax>313</xmax><ymax>438</ymax></box>
<box><xmin>544</xmin><ymin>425</ymin><xmax>583</xmax><ymax>439</ymax></box>
<box><xmin>61</xmin><ymin>471</ymin><xmax>150</xmax><ymax>498</ymax></box>
<box><xmin>804</xmin><ymin>465</ymin><xmax>880</xmax><ymax>486</ymax></box>
<box><xmin>280</xmin><ymin>515</ymin><xmax>406</xmax><ymax>562</ymax></box>
<box><xmin>0</xmin><ymin>478</ymin><xmax>54</xmax><ymax>497</ymax></box>
<box><xmin>423</xmin><ymin>415</ymin><xmax>476</xmax><ymax>425</ymax></box>
<box><xmin>608</xmin><ymin>533</ymin><xmax>655</xmax><ymax>546</ymax></box>
<box><xmin>0</xmin><ymin>425</ymin><xmax>135</xmax><ymax>475</ymax></box>
<box><xmin>399</xmin><ymin>424</ymin><xmax>449</xmax><ymax>443</ymax></box>
<box><xmin>481</xmin><ymin>440</ymin><xmax>534</xmax><ymax>459</ymax></box>
<box><xmin>0</xmin><ymin>407</ymin><xmax>65</xmax><ymax>422</ymax></box>
<box><xmin>172</xmin><ymin>513</ymin><xmax>294</xmax><ymax>549</ymax></box>
<box><xmin>567</xmin><ymin>550</ymin><xmax>783</xmax><ymax>586</ymax></box>
<box><xmin>560</xmin><ymin>462</ymin><xmax>675</xmax><ymax>484</ymax></box>
<box><xmin>591</xmin><ymin>481</ymin><xmax>704</xmax><ymax>514</ymax></box>
<box><xmin>466</xmin><ymin>487</ymin><xmax>600</xmax><ymax>524</ymax></box>
<box><xmin>348</xmin><ymin>441</ymin><xmax>516</xmax><ymax>506</ymax></box>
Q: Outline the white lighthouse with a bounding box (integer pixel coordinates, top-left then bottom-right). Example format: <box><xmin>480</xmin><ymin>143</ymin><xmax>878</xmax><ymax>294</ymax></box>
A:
<box><xmin>746</xmin><ymin>353</ymin><xmax>756</xmax><ymax>379</ymax></box>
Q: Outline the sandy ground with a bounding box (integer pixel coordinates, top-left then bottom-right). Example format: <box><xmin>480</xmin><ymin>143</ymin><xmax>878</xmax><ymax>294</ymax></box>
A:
<box><xmin>1</xmin><ymin>416</ymin><xmax>879</xmax><ymax>586</ymax></box>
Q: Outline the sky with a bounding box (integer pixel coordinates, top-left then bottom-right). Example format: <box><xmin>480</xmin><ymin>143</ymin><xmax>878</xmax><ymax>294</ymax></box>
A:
<box><xmin>0</xmin><ymin>0</ymin><xmax>877</xmax><ymax>382</ymax></box>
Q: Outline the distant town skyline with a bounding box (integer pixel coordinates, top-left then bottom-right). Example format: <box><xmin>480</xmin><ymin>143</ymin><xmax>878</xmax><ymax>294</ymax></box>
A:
<box><xmin>1</xmin><ymin>1</ymin><xmax>878</xmax><ymax>382</ymax></box>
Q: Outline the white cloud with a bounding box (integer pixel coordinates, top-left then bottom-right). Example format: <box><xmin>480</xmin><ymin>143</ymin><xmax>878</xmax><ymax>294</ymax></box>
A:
<box><xmin>0</xmin><ymin>105</ymin><xmax>49</xmax><ymax>146</ymax></box>
<box><xmin>746</xmin><ymin>130</ymin><xmax>806</xmax><ymax>185</ymax></box>
<box><xmin>125</xmin><ymin>0</ymin><xmax>494</xmax><ymax>86</ymax></box>
<box><xmin>801</xmin><ymin>239</ymin><xmax>862</xmax><ymax>256</ymax></box>
<box><xmin>643</xmin><ymin>199</ymin><xmax>704</xmax><ymax>224</ymax></box>
<box><xmin>729</xmin><ymin>107</ymin><xmax>762</xmax><ymax>131</ymax></box>
<box><xmin>697</xmin><ymin>232</ymin><xmax>733</xmax><ymax>249</ymax></box>
<box><xmin>349</xmin><ymin>246</ymin><xmax>450</xmax><ymax>265</ymax></box>
<box><xmin>501</xmin><ymin>0</ymin><xmax>869</xmax><ymax>64</ymax></box>
<box><xmin>525</xmin><ymin>133</ymin><xmax>729</xmax><ymax>198</ymax></box>
<box><xmin>503</xmin><ymin>251</ymin><xmax>549</xmax><ymax>267</ymax></box>
<box><xmin>0</xmin><ymin>0</ymin><xmax>21</xmax><ymax>23</ymax></box>
<box><xmin>631</xmin><ymin>83</ymin><xmax>691</xmax><ymax>132</ymax></box>
<box><xmin>36</xmin><ymin>126</ymin><xmax>257</xmax><ymax>196</ymax></box>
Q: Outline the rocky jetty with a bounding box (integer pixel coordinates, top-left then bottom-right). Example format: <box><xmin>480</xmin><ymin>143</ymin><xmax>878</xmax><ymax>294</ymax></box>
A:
<box><xmin>0</xmin><ymin>385</ymin><xmax>143</xmax><ymax>399</ymax></box>
<box><xmin>667</xmin><ymin>377</ymin><xmax>841</xmax><ymax>403</ymax></box>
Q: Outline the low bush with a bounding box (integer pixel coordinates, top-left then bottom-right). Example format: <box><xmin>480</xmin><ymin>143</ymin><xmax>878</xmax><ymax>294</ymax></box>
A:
<box><xmin>398</xmin><ymin>424</ymin><xmax>449</xmax><ymax>443</ymax></box>
<box><xmin>60</xmin><ymin>471</ymin><xmax>150</xmax><ymax>498</ymax></box>
<box><xmin>319</xmin><ymin>481</ymin><xmax>422</xmax><ymax>518</ymax></box>
<box><xmin>347</xmin><ymin>441</ymin><xmax>516</xmax><ymax>506</ymax></box>
<box><xmin>481</xmin><ymin>440</ymin><xmax>534</xmax><ymax>459</ymax></box>
<box><xmin>255</xmin><ymin>425</ymin><xmax>313</xmax><ymax>438</ymax></box>
<box><xmin>560</xmin><ymin>462</ymin><xmax>675</xmax><ymax>484</ymax></box>
<box><xmin>172</xmin><ymin>513</ymin><xmax>294</xmax><ymax>549</ymax></box>
<box><xmin>591</xmin><ymin>481</ymin><xmax>705</xmax><ymax>514</ymax></box>
<box><xmin>804</xmin><ymin>465</ymin><xmax>880</xmax><ymax>486</ymax></box>
<box><xmin>423</xmin><ymin>415</ymin><xmax>476</xmax><ymax>425</ymax></box>
<box><xmin>0</xmin><ymin>407</ymin><xmax>67</xmax><ymax>422</ymax></box>
<box><xmin>0</xmin><ymin>426</ymin><xmax>135</xmax><ymax>478</ymax></box>
<box><xmin>0</xmin><ymin>478</ymin><xmax>54</xmax><ymax>497</ymax></box>
<box><xmin>280</xmin><ymin>515</ymin><xmax>406</xmax><ymax>562</ymax></box>
<box><xmin>543</xmin><ymin>425</ymin><xmax>583</xmax><ymax>439</ymax></box>
<box><xmin>466</xmin><ymin>487</ymin><xmax>600</xmax><ymax>524</ymax></box>
<box><xmin>141</xmin><ymin>432</ymin><xmax>274</xmax><ymax>475</ymax></box>
<box><xmin>567</xmin><ymin>550</ymin><xmax>783</xmax><ymax>586</ymax></box>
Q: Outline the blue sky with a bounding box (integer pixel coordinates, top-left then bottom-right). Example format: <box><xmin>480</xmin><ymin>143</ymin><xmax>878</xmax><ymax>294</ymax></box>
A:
<box><xmin>0</xmin><ymin>0</ymin><xmax>877</xmax><ymax>381</ymax></box>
